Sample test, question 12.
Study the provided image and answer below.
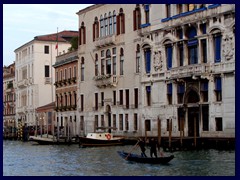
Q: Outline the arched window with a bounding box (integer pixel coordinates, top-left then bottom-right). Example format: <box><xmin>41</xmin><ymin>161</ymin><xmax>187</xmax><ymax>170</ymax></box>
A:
<box><xmin>143</xmin><ymin>45</ymin><xmax>151</xmax><ymax>73</ymax></box>
<box><xmin>117</xmin><ymin>8</ymin><xmax>125</xmax><ymax>35</ymax></box>
<box><xmin>104</xmin><ymin>13</ymin><xmax>108</xmax><ymax>36</ymax></box>
<box><xmin>120</xmin><ymin>48</ymin><xmax>124</xmax><ymax>75</ymax></box>
<box><xmin>106</xmin><ymin>49</ymin><xmax>111</xmax><ymax>75</ymax></box>
<box><xmin>133</xmin><ymin>5</ymin><xmax>141</xmax><ymax>30</ymax></box>
<box><xmin>113</xmin><ymin>11</ymin><xmax>117</xmax><ymax>34</ymax></box>
<box><xmin>79</xmin><ymin>22</ymin><xmax>86</xmax><ymax>45</ymax></box>
<box><xmin>100</xmin><ymin>15</ymin><xmax>104</xmax><ymax>37</ymax></box>
<box><xmin>93</xmin><ymin>17</ymin><xmax>99</xmax><ymax>41</ymax></box>
<box><xmin>187</xmin><ymin>26</ymin><xmax>198</xmax><ymax>64</ymax></box>
<box><xmin>109</xmin><ymin>12</ymin><xmax>112</xmax><ymax>35</ymax></box>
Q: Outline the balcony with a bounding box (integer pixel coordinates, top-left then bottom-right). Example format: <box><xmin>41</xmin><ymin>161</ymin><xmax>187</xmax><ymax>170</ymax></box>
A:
<box><xmin>211</xmin><ymin>62</ymin><xmax>235</xmax><ymax>74</ymax></box>
<box><xmin>166</xmin><ymin>64</ymin><xmax>210</xmax><ymax>79</ymax></box>
<box><xmin>17</xmin><ymin>79</ymin><xmax>27</xmax><ymax>88</ymax></box>
<box><xmin>45</xmin><ymin>77</ymin><xmax>52</xmax><ymax>84</ymax></box>
<box><xmin>93</xmin><ymin>75</ymin><xmax>118</xmax><ymax>88</ymax></box>
<box><xmin>95</xmin><ymin>35</ymin><xmax>116</xmax><ymax>48</ymax></box>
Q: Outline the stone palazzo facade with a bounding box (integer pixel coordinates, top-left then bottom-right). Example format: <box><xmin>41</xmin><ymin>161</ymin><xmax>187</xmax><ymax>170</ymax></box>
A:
<box><xmin>55</xmin><ymin>4</ymin><xmax>235</xmax><ymax>139</ymax></box>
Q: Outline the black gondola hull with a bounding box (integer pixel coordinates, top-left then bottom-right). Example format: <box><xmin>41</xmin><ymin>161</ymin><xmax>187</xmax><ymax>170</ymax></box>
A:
<box><xmin>117</xmin><ymin>151</ymin><xmax>174</xmax><ymax>164</ymax></box>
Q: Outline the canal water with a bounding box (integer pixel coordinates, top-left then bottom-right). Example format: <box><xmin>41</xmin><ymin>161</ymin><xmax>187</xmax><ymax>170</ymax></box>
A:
<box><xmin>3</xmin><ymin>140</ymin><xmax>235</xmax><ymax>176</ymax></box>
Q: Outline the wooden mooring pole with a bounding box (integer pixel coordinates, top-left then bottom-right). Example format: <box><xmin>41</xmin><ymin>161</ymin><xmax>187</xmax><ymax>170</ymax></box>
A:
<box><xmin>158</xmin><ymin>118</ymin><xmax>161</xmax><ymax>146</ymax></box>
<box><xmin>168</xmin><ymin>119</ymin><xmax>172</xmax><ymax>151</ymax></box>
<box><xmin>194</xmin><ymin>116</ymin><xmax>197</xmax><ymax>148</ymax></box>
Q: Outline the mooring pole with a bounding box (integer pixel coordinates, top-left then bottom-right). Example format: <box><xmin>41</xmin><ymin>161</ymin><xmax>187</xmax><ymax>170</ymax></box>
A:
<box><xmin>194</xmin><ymin>116</ymin><xmax>197</xmax><ymax>148</ymax></box>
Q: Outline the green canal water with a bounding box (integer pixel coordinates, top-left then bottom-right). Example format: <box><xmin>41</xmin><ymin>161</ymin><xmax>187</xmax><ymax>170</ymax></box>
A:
<box><xmin>3</xmin><ymin>140</ymin><xmax>235</xmax><ymax>176</ymax></box>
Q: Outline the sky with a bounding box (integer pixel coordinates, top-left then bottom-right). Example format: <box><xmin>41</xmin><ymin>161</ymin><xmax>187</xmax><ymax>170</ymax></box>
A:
<box><xmin>3</xmin><ymin>4</ymin><xmax>93</xmax><ymax>66</ymax></box>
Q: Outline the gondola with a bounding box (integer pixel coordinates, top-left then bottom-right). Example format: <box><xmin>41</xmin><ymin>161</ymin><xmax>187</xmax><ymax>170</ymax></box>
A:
<box><xmin>117</xmin><ymin>151</ymin><xmax>174</xmax><ymax>164</ymax></box>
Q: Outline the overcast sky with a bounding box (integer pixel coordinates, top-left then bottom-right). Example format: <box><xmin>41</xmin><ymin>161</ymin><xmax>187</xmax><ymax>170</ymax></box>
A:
<box><xmin>3</xmin><ymin>4</ymin><xmax>93</xmax><ymax>66</ymax></box>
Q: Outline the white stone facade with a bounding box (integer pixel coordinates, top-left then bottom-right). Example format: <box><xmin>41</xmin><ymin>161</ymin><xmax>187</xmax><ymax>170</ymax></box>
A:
<box><xmin>75</xmin><ymin>4</ymin><xmax>235</xmax><ymax>138</ymax></box>
<box><xmin>14</xmin><ymin>33</ymin><xmax>73</xmax><ymax>127</ymax></box>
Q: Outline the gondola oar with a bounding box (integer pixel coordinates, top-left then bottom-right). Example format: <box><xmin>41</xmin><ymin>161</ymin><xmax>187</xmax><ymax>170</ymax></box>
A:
<box><xmin>125</xmin><ymin>140</ymin><xmax>139</xmax><ymax>160</ymax></box>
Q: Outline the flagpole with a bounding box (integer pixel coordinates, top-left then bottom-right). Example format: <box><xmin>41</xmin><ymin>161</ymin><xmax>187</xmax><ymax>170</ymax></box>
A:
<box><xmin>56</xmin><ymin>27</ymin><xmax>58</xmax><ymax>55</ymax></box>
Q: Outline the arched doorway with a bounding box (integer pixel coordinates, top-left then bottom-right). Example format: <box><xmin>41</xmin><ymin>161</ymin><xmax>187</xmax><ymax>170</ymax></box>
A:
<box><xmin>185</xmin><ymin>89</ymin><xmax>200</xmax><ymax>137</ymax></box>
<box><xmin>105</xmin><ymin>105</ymin><xmax>111</xmax><ymax>133</ymax></box>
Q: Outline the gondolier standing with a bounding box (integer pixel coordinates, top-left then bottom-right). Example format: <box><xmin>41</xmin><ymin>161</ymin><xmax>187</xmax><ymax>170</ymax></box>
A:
<box><xmin>138</xmin><ymin>138</ymin><xmax>147</xmax><ymax>157</ymax></box>
<box><xmin>149</xmin><ymin>138</ymin><xmax>158</xmax><ymax>158</ymax></box>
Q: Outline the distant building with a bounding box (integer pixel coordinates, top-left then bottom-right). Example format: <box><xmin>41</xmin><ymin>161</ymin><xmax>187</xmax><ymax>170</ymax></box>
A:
<box><xmin>73</xmin><ymin>4</ymin><xmax>235</xmax><ymax>138</ymax></box>
<box><xmin>53</xmin><ymin>50</ymin><xmax>78</xmax><ymax>138</ymax></box>
<box><xmin>3</xmin><ymin>62</ymin><xmax>16</xmax><ymax>138</ymax></box>
<box><xmin>14</xmin><ymin>30</ymin><xmax>78</xmax><ymax>128</ymax></box>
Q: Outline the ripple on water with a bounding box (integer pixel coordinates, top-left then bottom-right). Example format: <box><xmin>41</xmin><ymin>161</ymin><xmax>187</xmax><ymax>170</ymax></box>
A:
<box><xmin>3</xmin><ymin>141</ymin><xmax>235</xmax><ymax>176</ymax></box>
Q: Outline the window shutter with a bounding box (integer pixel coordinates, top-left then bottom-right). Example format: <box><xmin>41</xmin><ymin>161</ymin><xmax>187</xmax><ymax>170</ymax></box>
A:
<box><xmin>97</xmin><ymin>21</ymin><xmax>99</xmax><ymax>38</ymax></box>
<box><xmin>145</xmin><ymin>49</ymin><xmax>151</xmax><ymax>73</ymax></box>
<box><xmin>122</xmin><ymin>14</ymin><xmax>125</xmax><ymax>34</ymax></box>
<box><xmin>177</xmin><ymin>84</ymin><xmax>185</xmax><ymax>94</ymax></box>
<box><xmin>215</xmin><ymin>35</ymin><xmax>221</xmax><ymax>63</ymax></box>
<box><xmin>201</xmin><ymin>82</ymin><xmax>208</xmax><ymax>91</ymax></box>
<box><xmin>146</xmin><ymin>86</ymin><xmax>151</xmax><ymax>92</ymax></box>
<box><xmin>117</xmin><ymin>15</ymin><xmax>120</xmax><ymax>35</ymax></box>
<box><xmin>133</xmin><ymin>10</ymin><xmax>136</xmax><ymax>31</ymax></box>
<box><xmin>93</xmin><ymin>23</ymin><xmax>95</xmax><ymax>41</ymax></box>
<box><xmin>83</xmin><ymin>27</ymin><xmax>86</xmax><ymax>44</ymax></box>
<box><xmin>167</xmin><ymin>46</ymin><xmax>172</xmax><ymax>69</ymax></box>
<box><xmin>215</xmin><ymin>77</ymin><xmax>222</xmax><ymax>91</ymax></box>
<box><xmin>79</xmin><ymin>28</ymin><xmax>81</xmax><ymax>45</ymax></box>
<box><xmin>167</xmin><ymin>83</ymin><xmax>172</xmax><ymax>95</ymax></box>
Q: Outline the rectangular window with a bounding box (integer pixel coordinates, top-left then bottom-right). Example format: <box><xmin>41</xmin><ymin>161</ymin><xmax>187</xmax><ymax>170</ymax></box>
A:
<box><xmin>44</xmin><ymin>45</ymin><xmax>49</xmax><ymax>54</ymax></box>
<box><xmin>166</xmin><ymin>4</ymin><xmax>171</xmax><ymax>18</ymax></box>
<box><xmin>101</xmin><ymin>115</ymin><xmax>104</xmax><ymax>127</ymax></box>
<box><xmin>146</xmin><ymin>86</ymin><xmax>151</xmax><ymax>106</ymax></box>
<box><xmin>101</xmin><ymin>59</ymin><xmax>105</xmax><ymax>75</ymax></box>
<box><xmin>120</xmin><ymin>56</ymin><xmax>124</xmax><ymax>75</ymax></box>
<box><xmin>81</xmin><ymin>64</ymin><xmax>84</xmax><ymax>81</ymax></box>
<box><xmin>119</xmin><ymin>114</ymin><xmax>123</xmax><ymax>130</ymax></box>
<box><xmin>166</xmin><ymin>46</ymin><xmax>172</xmax><ymax>69</ymax></box>
<box><xmin>81</xmin><ymin>94</ymin><xmax>84</xmax><ymax>111</ymax></box>
<box><xmin>145</xmin><ymin>49</ymin><xmax>151</xmax><ymax>73</ymax></box>
<box><xmin>145</xmin><ymin>120</ymin><xmax>151</xmax><ymax>131</ymax></box>
<box><xmin>113</xmin><ymin>90</ymin><xmax>116</xmax><ymax>105</ymax></box>
<box><xmin>136</xmin><ymin>51</ymin><xmax>140</xmax><ymax>73</ymax></box>
<box><xmin>95</xmin><ymin>93</ymin><xmax>98</xmax><ymax>110</ymax></box>
<box><xmin>201</xmin><ymin>39</ymin><xmax>207</xmax><ymax>63</ymax></box>
<box><xmin>167</xmin><ymin>83</ymin><xmax>172</xmax><ymax>104</ymax></box>
<box><xmin>101</xmin><ymin>92</ymin><xmax>104</xmax><ymax>106</ymax></box>
<box><xmin>119</xmin><ymin>90</ymin><xmax>123</xmax><ymax>105</ymax></box>
<box><xmin>45</xmin><ymin>65</ymin><xmax>49</xmax><ymax>77</ymax></box>
<box><xmin>166</xmin><ymin>119</ymin><xmax>170</xmax><ymax>131</ymax></box>
<box><xmin>74</xmin><ymin>66</ymin><xmax>76</xmax><ymax>77</ymax></box>
<box><xmin>113</xmin><ymin>114</ymin><xmax>116</xmax><ymax>128</ymax></box>
<box><xmin>80</xmin><ymin>116</ymin><xmax>84</xmax><ymax>131</ymax></box>
<box><xmin>125</xmin><ymin>114</ymin><xmax>129</xmax><ymax>131</ymax></box>
<box><xmin>106</xmin><ymin>59</ymin><xmax>111</xmax><ymax>74</ymax></box>
<box><xmin>179</xmin><ymin>45</ymin><xmax>184</xmax><ymax>66</ymax></box>
<box><xmin>125</xmin><ymin>89</ymin><xmax>129</xmax><ymax>109</ymax></box>
<box><xmin>95</xmin><ymin>115</ymin><xmax>98</xmax><ymax>129</ymax></box>
<box><xmin>202</xmin><ymin>105</ymin><xmax>209</xmax><ymax>131</ymax></box>
<box><xmin>215</xmin><ymin>117</ymin><xmax>223</xmax><ymax>131</ymax></box>
<box><xmin>134</xmin><ymin>88</ymin><xmax>138</xmax><ymax>108</ymax></box>
<box><xmin>189</xmin><ymin>45</ymin><xmax>198</xmax><ymax>64</ymax></box>
<box><xmin>215</xmin><ymin>77</ymin><xmax>222</xmax><ymax>101</ymax></box>
<box><xmin>113</xmin><ymin>56</ymin><xmax>116</xmax><ymax>75</ymax></box>
<box><xmin>134</xmin><ymin>114</ymin><xmax>138</xmax><ymax>131</ymax></box>
<box><xmin>201</xmin><ymin>81</ymin><xmax>208</xmax><ymax>102</ymax></box>
<box><xmin>214</xmin><ymin>35</ymin><xmax>221</xmax><ymax>63</ymax></box>
<box><xmin>177</xmin><ymin>84</ymin><xmax>185</xmax><ymax>104</ymax></box>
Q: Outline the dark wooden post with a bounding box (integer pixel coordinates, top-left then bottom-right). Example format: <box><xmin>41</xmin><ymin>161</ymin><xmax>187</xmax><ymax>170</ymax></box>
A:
<box><xmin>158</xmin><ymin>118</ymin><xmax>161</xmax><ymax>146</ymax></box>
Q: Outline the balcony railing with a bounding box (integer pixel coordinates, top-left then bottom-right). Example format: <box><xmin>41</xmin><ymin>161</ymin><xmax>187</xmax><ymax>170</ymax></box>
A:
<box><xmin>95</xmin><ymin>35</ymin><xmax>116</xmax><ymax>48</ymax></box>
<box><xmin>17</xmin><ymin>79</ymin><xmax>27</xmax><ymax>88</ymax></box>
<box><xmin>93</xmin><ymin>75</ymin><xmax>118</xmax><ymax>88</ymax></box>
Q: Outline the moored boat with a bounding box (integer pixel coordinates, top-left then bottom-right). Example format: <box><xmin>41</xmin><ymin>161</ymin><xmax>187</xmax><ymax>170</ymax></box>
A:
<box><xmin>79</xmin><ymin>127</ymin><xmax>124</xmax><ymax>147</ymax></box>
<box><xmin>29</xmin><ymin>134</ymin><xmax>66</xmax><ymax>145</ymax></box>
<box><xmin>117</xmin><ymin>151</ymin><xmax>174</xmax><ymax>164</ymax></box>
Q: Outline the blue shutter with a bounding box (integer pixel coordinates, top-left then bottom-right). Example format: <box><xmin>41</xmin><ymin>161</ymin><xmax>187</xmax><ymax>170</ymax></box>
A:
<box><xmin>201</xmin><ymin>82</ymin><xmax>208</xmax><ymax>91</ymax></box>
<box><xmin>167</xmin><ymin>83</ymin><xmax>172</xmax><ymax>95</ymax></box>
<box><xmin>215</xmin><ymin>77</ymin><xmax>222</xmax><ymax>91</ymax></box>
<box><xmin>202</xmin><ymin>23</ymin><xmax>206</xmax><ymax>34</ymax></box>
<box><xmin>189</xmin><ymin>27</ymin><xmax>197</xmax><ymax>39</ymax></box>
<box><xmin>178</xmin><ymin>84</ymin><xmax>185</xmax><ymax>94</ymax></box>
<box><xmin>146</xmin><ymin>86</ymin><xmax>151</xmax><ymax>92</ymax></box>
<box><xmin>215</xmin><ymin>35</ymin><xmax>221</xmax><ymax>63</ymax></box>
<box><xmin>167</xmin><ymin>46</ymin><xmax>172</xmax><ymax>69</ymax></box>
<box><xmin>145</xmin><ymin>4</ymin><xmax>149</xmax><ymax>11</ymax></box>
<box><xmin>145</xmin><ymin>49</ymin><xmax>151</xmax><ymax>73</ymax></box>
